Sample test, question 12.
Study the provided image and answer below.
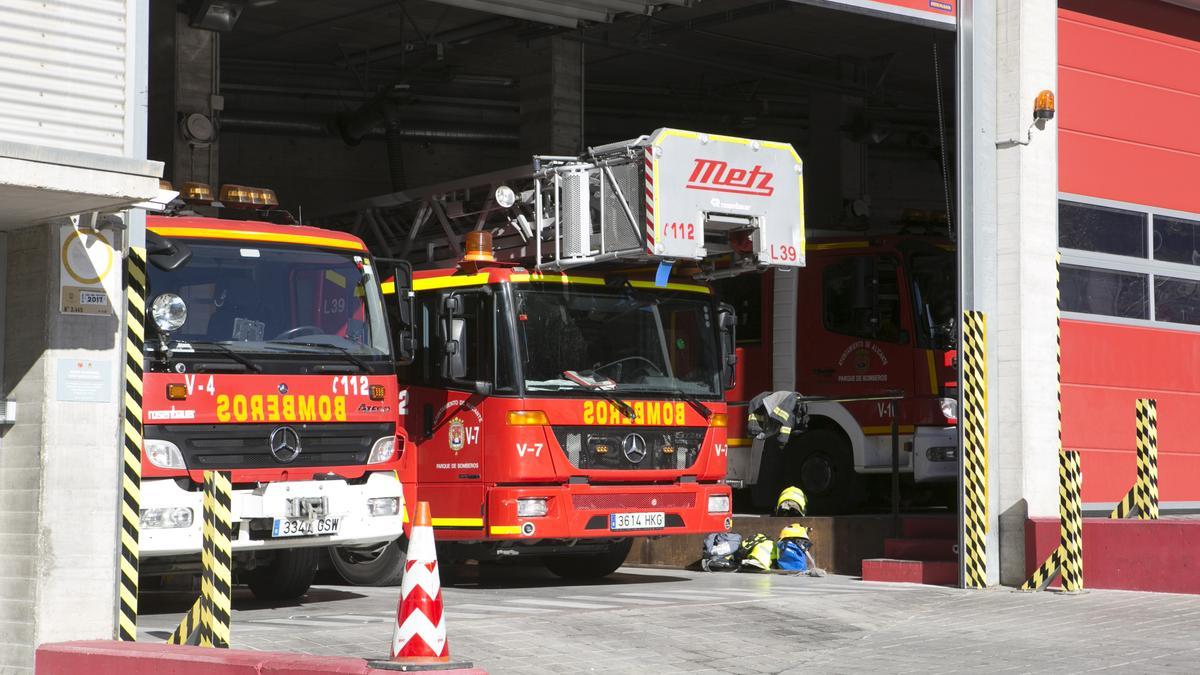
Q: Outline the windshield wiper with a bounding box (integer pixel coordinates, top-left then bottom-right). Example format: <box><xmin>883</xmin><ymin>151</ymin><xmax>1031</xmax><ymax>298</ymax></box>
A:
<box><xmin>559</xmin><ymin>372</ymin><xmax>638</xmax><ymax>421</ymax></box>
<box><xmin>269</xmin><ymin>341</ymin><xmax>371</xmax><ymax>372</ymax></box>
<box><xmin>190</xmin><ymin>342</ymin><xmax>262</xmax><ymax>373</ymax></box>
<box><xmin>667</xmin><ymin>389</ymin><xmax>713</xmax><ymax>421</ymax></box>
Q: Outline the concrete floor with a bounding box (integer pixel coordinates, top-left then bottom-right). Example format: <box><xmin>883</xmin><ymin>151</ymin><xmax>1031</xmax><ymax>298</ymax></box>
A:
<box><xmin>138</xmin><ymin>565</ymin><xmax>1200</xmax><ymax>673</ymax></box>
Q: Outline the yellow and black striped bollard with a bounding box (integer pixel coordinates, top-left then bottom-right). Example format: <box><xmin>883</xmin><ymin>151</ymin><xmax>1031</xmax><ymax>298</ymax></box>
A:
<box><xmin>117</xmin><ymin>246</ymin><xmax>147</xmax><ymax>641</ymax></box>
<box><xmin>167</xmin><ymin>470</ymin><xmax>233</xmax><ymax>647</ymax></box>
<box><xmin>1133</xmin><ymin>399</ymin><xmax>1159</xmax><ymax>520</ymax></box>
<box><xmin>1021</xmin><ymin>449</ymin><xmax>1084</xmax><ymax>592</ymax></box>
<box><xmin>1109</xmin><ymin>398</ymin><xmax>1159</xmax><ymax>520</ymax></box>
<box><xmin>1058</xmin><ymin>450</ymin><xmax>1084</xmax><ymax>592</ymax></box>
<box><xmin>960</xmin><ymin>310</ymin><xmax>989</xmax><ymax>589</ymax></box>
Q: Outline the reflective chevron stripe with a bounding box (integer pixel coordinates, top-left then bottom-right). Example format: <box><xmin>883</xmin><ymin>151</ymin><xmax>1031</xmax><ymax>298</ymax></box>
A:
<box><xmin>960</xmin><ymin>310</ymin><xmax>988</xmax><ymax>590</ymax></box>
<box><xmin>390</xmin><ymin>502</ymin><xmax>450</xmax><ymax>662</ymax></box>
<box><xmin>1022</xmin><ymin>449</ymin><xmax>1084</xmax><ymax>592</ymax></box>
<box><xmin>117</xmin><ymin>246</ymin><xmax>146</xmax><ymax>642</ymax></box>
<box><xmin>1110</xmin><ymin>398</ymin><xmax>1159</xmax><ymax>520</ymax></box>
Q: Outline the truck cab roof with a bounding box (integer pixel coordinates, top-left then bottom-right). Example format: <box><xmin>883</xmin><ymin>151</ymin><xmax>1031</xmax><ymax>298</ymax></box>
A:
<box><xmin>412</xmin><ymin>265</ymin><xmax>713</xmax><ymax>295</ymax></box>
<box><xmin>147</xmin><ymin>215</ymin><xmax>368</xmax><ymax>252</ymax></box>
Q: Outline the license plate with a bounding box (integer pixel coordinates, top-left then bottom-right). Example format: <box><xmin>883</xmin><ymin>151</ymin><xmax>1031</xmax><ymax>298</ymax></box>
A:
<box><xmin>609</xmin><ymin>512</ymin><xmax>665</xmax><ymax>531</ymax></box>
<box><xmin>272</xmin><ymin>516</ymin><xmax>340</xmax><ymax>538</ymax></box>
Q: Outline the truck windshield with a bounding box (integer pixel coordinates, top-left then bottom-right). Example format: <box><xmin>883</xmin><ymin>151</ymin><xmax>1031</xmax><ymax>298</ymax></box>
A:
<box><xmin>146</xmin><ymin>239</ymin><xmax>391</xmax><ymax>370</ymax></box>
<box><xmin>514</xmin><ymin>286</ymin><xmax>721</xmax><ymax>398</ymax></box>
<box><xmin>909</xmin><ymin>249</ymin><xmax>956</xmax><ymax>349</ymax></box>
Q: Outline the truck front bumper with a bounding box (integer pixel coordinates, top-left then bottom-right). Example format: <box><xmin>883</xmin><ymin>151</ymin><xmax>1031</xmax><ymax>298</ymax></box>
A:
<box><xmin>140</xmin><ymin>472</ymin><xmax>404</xmax><ymax>557</ymax></box>
<box><xmin>483</xmin><ymin>482</ymin><xmax>733</xmax><ymax>541</ymax></box>
<box><xmin>913</xmin><ymin>426</ymin><xmax>959</xmax><ymax>483</ymax></box>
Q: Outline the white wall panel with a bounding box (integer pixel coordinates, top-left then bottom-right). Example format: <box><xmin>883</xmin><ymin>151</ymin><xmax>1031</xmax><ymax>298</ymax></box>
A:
<box><xmin>0</xmin><ymin>0</ymin><xmax>130</xmax><ymax>156</ymax></box>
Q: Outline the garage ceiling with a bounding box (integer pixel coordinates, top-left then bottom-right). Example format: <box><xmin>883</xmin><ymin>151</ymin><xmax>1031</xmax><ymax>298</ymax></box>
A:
<box><xmin>209</xmin><ymin>0</ymin><xmax>954</xmax><ymax>162</ymax></box>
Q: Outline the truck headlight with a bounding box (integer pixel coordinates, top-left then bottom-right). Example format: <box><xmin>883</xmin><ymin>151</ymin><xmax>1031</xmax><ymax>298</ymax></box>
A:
<box><xmin>140</xmin><ymin>507</ymin><xmax>193</xmax><ymax>529</ymax></box>
<box><xmin>367</xmin><ymin>436</ymin><xmax>396</xmax><ymax>464</ymax></box>
<box><xmin>367</xmin><ymin>497</ymin><xmax>400</xmax><ymax>517</ymax></box>
<box><xmin>939</xmin><ymin>397</ymin><xmax>958</xmax><ymax>422</ymax></box>
<box><xmin>145</xmin><ymin>439</ymin><xmax>185</xmax><ymax>469</ymax></box>
<box><xmin>708</xmin><ymin>494</ymin><xmax>731</xmax><ymax>514</ymax></box>
<box><xmin>517</xmin><ymin>498</ymin><xmax>548</xmax><ymax>517</ymax></box>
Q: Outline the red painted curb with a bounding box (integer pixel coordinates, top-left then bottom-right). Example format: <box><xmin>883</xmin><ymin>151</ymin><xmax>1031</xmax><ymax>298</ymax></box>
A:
<box><xmin>35</xmin><ymin>641</ymin><xmax>487</xmax><ymax>675</ymax></box>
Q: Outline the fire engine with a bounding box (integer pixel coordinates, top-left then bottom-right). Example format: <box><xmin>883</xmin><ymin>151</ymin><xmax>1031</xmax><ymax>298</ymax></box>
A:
<box><xmin>137</xmin><ymin>182</ymin><xmax>412</xmax><ymax>599</ymax></box>
<box><xmin>319</xmin><ymin>128</ymin><xmax>806</xmax><ymax>581</ymax></box>
<box><xmin>721</xmin><ymin>229</ymin><xmax>958</xmax><ymax>514</ymax></box>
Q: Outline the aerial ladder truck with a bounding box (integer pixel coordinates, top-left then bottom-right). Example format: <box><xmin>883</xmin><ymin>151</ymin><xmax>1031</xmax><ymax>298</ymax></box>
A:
<box><xmin>319</xmin><ymin>128</ymin><xmax>805</xmax><ymax>582</ymax></box>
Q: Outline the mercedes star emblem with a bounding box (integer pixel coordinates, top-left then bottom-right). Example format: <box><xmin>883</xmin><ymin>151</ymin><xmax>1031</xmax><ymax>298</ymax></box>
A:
<box><xmin>622</xmin><ymin>433</ymin><xmax>648</xmax><ymax>464</ymax></box>
<box><xmin>269</xmin><ymin>426</ymin><xmax>302</xmax><ymax>463</ymax></box>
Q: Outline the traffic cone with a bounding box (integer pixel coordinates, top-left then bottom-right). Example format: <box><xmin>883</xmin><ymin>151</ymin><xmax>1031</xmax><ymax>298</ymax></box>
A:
<box><xmin>371</xmin><ymin>501</ymin><xmax>472</xmax><ymax>671</ymax></box>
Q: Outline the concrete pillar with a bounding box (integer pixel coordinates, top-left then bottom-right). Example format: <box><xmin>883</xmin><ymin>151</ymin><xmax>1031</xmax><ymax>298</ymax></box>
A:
<box><xmin>0</xmin><ymin>221</ymin><xmax>126</xmax><ymax>670</ymax></box>
<box><xmin>992</xmin><ymin>0</ymin><xmax>1059</xmax><ymax>585</ymax></box>
<box><xmin>148</xmin><ymin>10</ymin><xmax>220</xmax><ymax>186</ymax></box>
<box><xmin>520</xmin><ymin>36</ymin><xmax>583</xmax><ymax>157</ymax></box>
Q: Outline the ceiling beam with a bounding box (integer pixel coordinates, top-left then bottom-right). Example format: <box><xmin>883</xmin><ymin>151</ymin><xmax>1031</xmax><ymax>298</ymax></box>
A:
<box><xmin>421</xmin><ymin>0</ymin><xmax>582</xmax><ymax>28</ymax></box>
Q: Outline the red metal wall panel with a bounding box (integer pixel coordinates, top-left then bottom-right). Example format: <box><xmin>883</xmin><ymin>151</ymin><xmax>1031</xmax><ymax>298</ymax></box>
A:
<box><xmin>1059</xmin><ymin>2</ymin><xmax>1200</xmax><ymax>505</ymax></box>
<box><xmin>1062</xmin><ymin>319</ymin><xmax>1200</xmax><ymax>503</ymax></box>
<box><xmin>1059</xmin><ymin>1</ymin><xmax>1200</xmax><ymax>214</ymax></box>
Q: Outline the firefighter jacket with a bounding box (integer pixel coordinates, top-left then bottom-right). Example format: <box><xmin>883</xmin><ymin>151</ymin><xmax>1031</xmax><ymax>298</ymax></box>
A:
<box><xmin>747</xmin><ymin>390</ymin><xmax>799</xmax><ymax>443</ymax></box>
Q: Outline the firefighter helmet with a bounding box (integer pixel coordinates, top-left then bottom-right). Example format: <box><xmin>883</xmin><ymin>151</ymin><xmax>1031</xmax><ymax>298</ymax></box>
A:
<box><xmin>775</xmin><ymin>485</ymin><xmax>808</xmax><ymax>516</ymax></box>
<box><xmin>779</xmin><ymin>523</ymin><xmax>811</xmax><ymax>541</ymax></box>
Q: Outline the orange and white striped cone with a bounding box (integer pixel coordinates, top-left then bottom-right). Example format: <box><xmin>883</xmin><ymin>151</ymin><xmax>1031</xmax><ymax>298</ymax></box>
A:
<box><xmin>371</xmin><ymin>501</ymin><xmax>472</xmax><ymax>672</ymax></box>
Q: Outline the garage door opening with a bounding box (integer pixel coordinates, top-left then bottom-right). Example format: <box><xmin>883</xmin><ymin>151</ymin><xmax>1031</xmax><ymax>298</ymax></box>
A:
<box><xmin>147</xmin><ymin>0</ymin><xmax>961</xmax><ymax>584</ymax></box>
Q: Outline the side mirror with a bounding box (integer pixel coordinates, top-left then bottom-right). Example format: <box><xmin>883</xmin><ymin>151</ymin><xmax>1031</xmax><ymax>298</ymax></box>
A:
<box><xmin>146</xmin><ymin>231</ymin><xmax>192</xmax><ymax>271</ymax></box>
<box><xmin>851</xmin><ymin>256</ymin><xmax>881</xmax><ymax>336</ymax></box>
<box><xmin>718</xmin><ymin>303</ymin><xmax>738</xmax><ymax>391</ymax></box>
<box><xmin>393</xmin><ymin>261</ymin><xmax>415</xmax><ymax>364</ymax></box>
<box><xmin>376</xmin><ymin>257</ymin><xmax>416</xmax><ymax>365</ymax></box>
<box><xmin>440</xmin><ymin>294</ymin><xmax>467</xmax><ymax>381</ymax></box>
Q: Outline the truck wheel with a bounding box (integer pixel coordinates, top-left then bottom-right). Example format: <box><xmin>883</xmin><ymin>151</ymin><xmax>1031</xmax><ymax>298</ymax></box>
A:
<box><xmin>247</xmin><ymin>548</ymin><xmax>318</xmax><ymax>601</ymax></box>
<box><xmin>329</xmin><ymin>539</ymin><xmax>407</xmax><ymax>586</ymax></box>
<box><xmin>787</xmin><ymin>429</ymin><xmax>859</xmax><ymax>514</ymax></box>
<box><xmin>542</xmin><ymin>539</ymin><xmax>633</xmax><ymax>580</ymax></box>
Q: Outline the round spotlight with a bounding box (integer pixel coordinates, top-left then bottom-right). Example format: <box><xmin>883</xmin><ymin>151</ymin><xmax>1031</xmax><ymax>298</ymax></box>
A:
<box><xmin>151</xmin><ymin>293</ymin><xmax>188</xmax><ymax>332</ymax></box>
<box><xmin>494</xmin><ymin>185</ymin><xmax>517</xmax><ymax>209</ymax></box>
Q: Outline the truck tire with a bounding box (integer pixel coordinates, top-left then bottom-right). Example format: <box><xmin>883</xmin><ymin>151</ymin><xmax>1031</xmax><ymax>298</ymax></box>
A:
<box><xmin>787</xmin><ymin>429</ymin><xmax>860</xmax><ymax>514</ymax></box>
<box><xmin>542</xmin><ymin>539</ymin><xmax>633</xmax><ymax>580</ymax></box>
<box><xmin>247</xmin><ymin>548</ymin><xmax>318</xmax><ymax>601</ymax></box>
<box><xmin>329</xmin><ymin>539</ymin><xmax>407</xmax><ymax>586</ymax></box>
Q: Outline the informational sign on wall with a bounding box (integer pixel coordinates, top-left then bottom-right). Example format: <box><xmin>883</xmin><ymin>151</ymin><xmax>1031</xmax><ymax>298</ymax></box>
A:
<box><xmin>56</xmin><ymin>358</ymin><xmax>113</xmax><ymax>403</ymax></box>
<box><xmin>60</xmin><ymin>224</ymin><xmax>119</xmax><ymax>316</ymax></box>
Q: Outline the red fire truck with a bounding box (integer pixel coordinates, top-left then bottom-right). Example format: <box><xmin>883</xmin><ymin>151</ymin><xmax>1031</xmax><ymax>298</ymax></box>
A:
<box><xmin>721</xmin><ymin>231</ymin><xmax>957</xmax><ymax>514</ymax></box>
<box><xmin>319</xmin><ymin>128</ymin><xmax>806</xmax><ymax>581</ymax></box>
<box><xmin>137</xmin><ymin>183</ymin><xmax>412</xmax><ymax>599</ymax></box>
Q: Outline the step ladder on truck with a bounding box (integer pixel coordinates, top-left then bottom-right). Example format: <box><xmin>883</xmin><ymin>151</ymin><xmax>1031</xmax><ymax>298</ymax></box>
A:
<box><xmin>316</xmin><ymin>128</ymin><xmax>807</xmax><ymax>582</ymax></box>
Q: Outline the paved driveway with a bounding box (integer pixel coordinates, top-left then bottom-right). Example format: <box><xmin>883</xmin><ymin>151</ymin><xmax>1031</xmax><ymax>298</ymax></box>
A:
<box><xmin>139</xmin><ymin>565</ymin><xmax>1200</xmax><ymax>673</ymax></box>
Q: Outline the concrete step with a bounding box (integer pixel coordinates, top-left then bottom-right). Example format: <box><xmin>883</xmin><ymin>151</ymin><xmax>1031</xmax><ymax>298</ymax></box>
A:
<box><xmin>900</xmin><ymin>516</ymin><xmax>957</xmax><ymax>539</ymax></box>
<box><xmin>861</xmin><ymin>558</ymin><xmax>958</xmax><ymax>585</ymax></box>
<box><xmin>883</xmin><ymin>537</ymin><xmax>958</xmax><ymax>561</ymax></box>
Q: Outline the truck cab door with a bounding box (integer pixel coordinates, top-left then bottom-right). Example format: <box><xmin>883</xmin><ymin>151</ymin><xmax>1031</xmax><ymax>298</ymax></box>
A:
<box><xmin>800</xmin><ymin>253</ymin><xmax>914</xmax><ymax>467</ymax></box>
<box><xmin>410</xmin><ymin>289</ymin><xmax>493</xmax><ymax>536</ymax></box>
